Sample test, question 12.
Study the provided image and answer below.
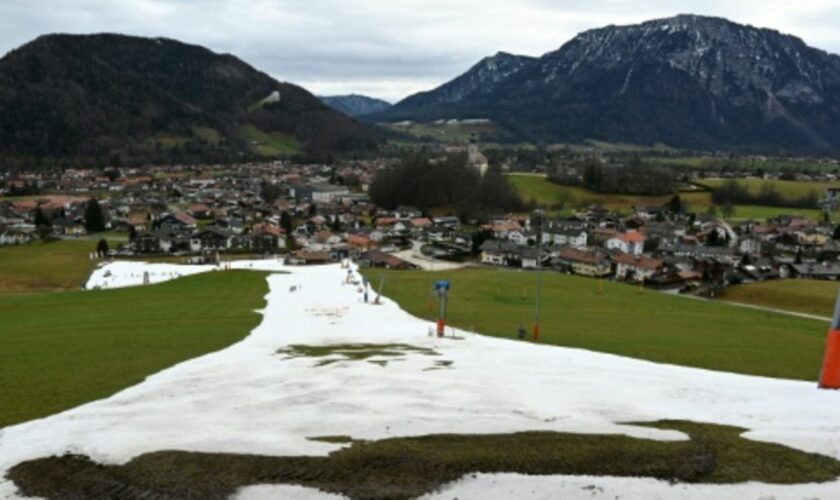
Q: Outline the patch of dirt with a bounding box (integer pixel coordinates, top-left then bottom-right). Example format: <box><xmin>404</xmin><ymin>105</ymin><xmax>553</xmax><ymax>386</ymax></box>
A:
<box><xmin>8</xmin><ymin>421</ymin><xmax>840</xmax><ymax>500</ymax></box>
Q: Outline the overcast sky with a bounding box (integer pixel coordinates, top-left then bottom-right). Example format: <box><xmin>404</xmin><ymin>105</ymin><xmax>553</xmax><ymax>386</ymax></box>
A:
<box><xmin>1</xmin><ymin>0</ymin><xmax>839</xmax><ymax>102</ymax></box>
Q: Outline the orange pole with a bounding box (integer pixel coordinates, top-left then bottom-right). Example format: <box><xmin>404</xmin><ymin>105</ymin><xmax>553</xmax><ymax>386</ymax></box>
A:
<box><xmin>819</xmin><ymin>285</ymin><xmax>840</xmax><ymax>389</ymax></box>
<box><xmin>437</xmin><ymin>318</ymin><xmax>445</xmax><ymax>338</ymax></box>
<box><xmin>819</xmin><ymin>330</ymin><xmax>840</xmax><ymax>388</ymax></box>
<box><xmin>532</xmin><ymin>323</ymin><xmax>540</xmax><ymax>342</ymax></box>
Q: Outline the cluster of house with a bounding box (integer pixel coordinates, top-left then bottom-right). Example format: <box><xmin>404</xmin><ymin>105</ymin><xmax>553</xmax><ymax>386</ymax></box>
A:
<box><xmin>476</xmin><ymin>206</ymin><xmax>840</xmax><ymax>291</ymax></box>
<box><xmin>1</xmin><ymin>160</ymin><xmax>377</xmax><ymax>250</ymax></box>
<box><xmin>6</xmin><ymin>162</ymin><xmax>840</xmax><ymax>292</ymax></box>
<box><xmin>0</xmin><ymin>194</ymin><xmax>93</xmax><ymax>243</ymax></box>
<box><xmin>0</xmin><ymin>161</ymin><xmax>450</xmax><ymax>270</ymax></box>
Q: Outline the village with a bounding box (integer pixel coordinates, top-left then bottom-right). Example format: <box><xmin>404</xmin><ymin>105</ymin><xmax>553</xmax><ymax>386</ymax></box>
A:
<box><xmin>3</xmin><ymin>157</ymin><xmax>840</xmax><ymax>298</ymax></box>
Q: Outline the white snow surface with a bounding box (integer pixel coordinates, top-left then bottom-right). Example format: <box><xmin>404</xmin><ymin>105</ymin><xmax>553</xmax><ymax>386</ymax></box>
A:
<box><xmin>2</xmin><ymin>260</ymin><xmax>840</xmax><ymax>499</ymax></box>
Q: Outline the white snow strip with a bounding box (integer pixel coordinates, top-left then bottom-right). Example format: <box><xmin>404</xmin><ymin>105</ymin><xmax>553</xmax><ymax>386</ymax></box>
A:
<box><xmin>84</xmin><ymin>258</ymin><xmax>289</xmax><ymax>290</ymax></box>
<box><xmin>1</xmin><ymin>260</ymin><xmax>839</xmax><ymax>499</ymax></box>
<box><xmin>420</xmin><ymin>473</ymin><xmax>840</xmax><ymax>500</ymax></box>
<box><xmin>234</xmin><ymin>484</ymin><xmax>345</xmax><ymax>500</ymax></box>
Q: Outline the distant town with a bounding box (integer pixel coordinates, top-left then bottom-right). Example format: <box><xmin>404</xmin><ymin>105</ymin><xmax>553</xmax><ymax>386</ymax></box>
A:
<box><xmin>4</xmin><ymin>148</ymin><xmax>840</xmax><ymax>299</ymax></box>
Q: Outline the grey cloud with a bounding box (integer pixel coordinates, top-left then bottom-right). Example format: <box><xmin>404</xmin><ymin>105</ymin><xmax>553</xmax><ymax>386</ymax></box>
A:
<box><xmin>0</xmin><ymin>0</ymin><xmax>837</xmax><ymax>102</ymax></box>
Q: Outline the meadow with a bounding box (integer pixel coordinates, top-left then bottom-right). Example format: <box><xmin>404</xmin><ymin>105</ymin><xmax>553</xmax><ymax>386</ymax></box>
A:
<box><xmin>507</xmin><ymin>173</ymin><xmax>709</xmax><ymax>210</ymax></box>
<box><xmin>239</xmin><ymin>124</ymin><xmax>301</xmax><ymax>156</ymax></box>
<box><xmin>384</xmin><ymin>121</ymin><xmax>505</xmax><ymax>143</ymax></box>
<box><xmin>0</xmin><ymin>239</ymin><xmax>112</xmax><ymax>294</ymax></box>
<box><xmin>0</xmin><ymin>270</ymin><xmax>269</xmax><ymax>428</ymax></box>
<box><xmin>365</xmin><ymin>268</ymin><xmax>827</xmax><ymax>381</ymax></box>
<box><xmin>720</xmin><ymin>279</ymin><xmax>839</xmax><ymax>318</ymax></box>
<box><xmin>507</xmin><ymin>174</ymin><xmax>827</xmax><ymax>220</ymax></box>
<box><xmin>697</xmin><ymin>178</ymin><xmax>840</xmax><ymax>199</ymax></box>
<box><xmin>651</xmin><ymin>157</ymin><xmax>840</xmax><ymax>173</ymax></box>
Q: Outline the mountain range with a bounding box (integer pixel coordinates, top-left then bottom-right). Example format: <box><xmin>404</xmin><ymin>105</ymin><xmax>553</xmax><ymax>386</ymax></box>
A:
<box><xmin>372</xmin><ymin>15</ymin><xmax>840</xmax><ymax>153</ymax></box>
<box><xmin>319</xmin><ymin>94</ymin><xmax>391</xmax><ymax>117</ymax></box>
<box><xmin>1</xmin><ymin>15</ymin><xmax>839</xmax><ymax>166</ymax></box>
<box><xmin>0</xmin><ymin>34</ymin><xmax>377</xmax><ymax>167</ymax></box>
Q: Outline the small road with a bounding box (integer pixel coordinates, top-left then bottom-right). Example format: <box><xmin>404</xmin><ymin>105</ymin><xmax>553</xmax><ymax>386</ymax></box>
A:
<box><xmin>670</xmin><ymin>291</ymin><xmax>832</xmax><ymax>322</ymax></box>
<box><xmin>716</xmin><ymin>299</ymin><xmax>831</xmax><ymax>322</ymax></box>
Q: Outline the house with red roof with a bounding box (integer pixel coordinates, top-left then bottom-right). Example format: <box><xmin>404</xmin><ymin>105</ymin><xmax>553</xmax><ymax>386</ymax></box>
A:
<box><xmin>612</xmin><ymin>253</ymin><xmax>664</xmax><ymax>283</ymax></box>
<box><xmin>606</xmin><ymin>230</ymin><xmax>646</xmax><ymax>255</ymax></box>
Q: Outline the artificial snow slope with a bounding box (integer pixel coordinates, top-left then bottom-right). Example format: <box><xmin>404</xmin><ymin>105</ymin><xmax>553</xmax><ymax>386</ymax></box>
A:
<box><xmin>1</xmin><ymin>261</ymin><xmax>840</xmax><ymax>499</ymax></box>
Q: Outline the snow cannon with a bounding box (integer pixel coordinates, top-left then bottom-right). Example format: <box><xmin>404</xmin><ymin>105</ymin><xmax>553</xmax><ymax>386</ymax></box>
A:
<box><xmin>819</xmin><ymin>286</ymin><xmax>840</xmax><ymax>389</ymax></box>
<box><xmin>434</xmin><ymin>279</ymin><xmax>451</xmax><ymax>338</ymax></box>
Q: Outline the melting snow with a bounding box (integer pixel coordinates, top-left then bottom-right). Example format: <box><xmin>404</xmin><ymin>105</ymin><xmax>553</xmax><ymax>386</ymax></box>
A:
<box><xmin>2</xmin><ymin>260</ymin><xmax>840</xmax><ymax>499</ymax></box>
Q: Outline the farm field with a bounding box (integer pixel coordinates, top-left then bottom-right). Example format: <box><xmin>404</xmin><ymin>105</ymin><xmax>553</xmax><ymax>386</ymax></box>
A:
<box><xmin>725</xmin><ymin>205</ymin><xmax>824</xmax><ymax>221</ymax></box>
<box><xmin>363</xmin><ymin>268</ymin><xmax>827</xmax><ymax>381</ymax></box>
<box><xmin>239</xmin><ymin>124</ymin><xmax>300</xmax><ymax>156</ymax></box>
<box><xmin>0</xmin><ymin>270</ymin><xmax>269</xmax><ymax>428</ymax></box>
<box><xmin>507</xmin><ymin>174</ymin><xmax>829</xmax><ymax>220</ymax></box>
<box><xmin>0</xmin><ymin>239</ymin><xmax>115</xmax><ymax>294</ymax></box>
<box><xmin>651</xmin><ymin>157</ymin><xmax>840</xmax><ymax>173</ymax></box>
<box><xmin>697</xmin><ymin>178</ymin><xmax>840</xmax><ymax>199</ymax></box>
<box><xmin>507</xmin><ymin>173</ymin><xmax>710</xmax><ymax>210</ymax></box>
<box><xmin>720</xmin><ymin>279</ymin><xmax>839</xmax><ymax>319</ymax></box>
<box><xmin>385</xmin><ymin>121</ymin><xmax>506</xmax><ymax>143</ymax></box>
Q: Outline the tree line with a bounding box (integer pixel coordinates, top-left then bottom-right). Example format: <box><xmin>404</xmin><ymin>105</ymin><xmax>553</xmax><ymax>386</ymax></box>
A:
<box><xmin>369</xmin><ymin>152</ymin><xmax>528</xmax><ymax>221</ymax></box>
<box><xmin>548</xmin><ymin>157</ymin><xmax>675</xmax><ymax>196</ymax></box>
<box><xmin>710</xmin><ymin>180</ymin><xmax>820</xmax><ymax>209</ymax></box>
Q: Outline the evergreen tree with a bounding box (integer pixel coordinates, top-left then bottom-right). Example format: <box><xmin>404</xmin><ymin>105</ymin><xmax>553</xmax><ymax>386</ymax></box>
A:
<box><xmin>84</xmin><ymin>198</ymin><xmax>106</xmax><ymax>232</ymax></box>
<box><xmin>34</xmin><ymin>206</ymin><xmax>50</xmax><ymax>228</ymax></box>
<box><xmin>96</xmin><ymin>238</ymin><xmax>109</xmax><ymax>256</ymax></box>
<box><xmin>707</xmin><ymin>229</ymin><xmax>720</xmax><ymax>246</ymax></box>
<box><xmin>668</xmin><ymin>195</ymin><xmax>682</xmax><ymax>214</ymax></box>
<box><xmin>331</xmin><ymin>215</ymin><xmax>342</xmax><ymax>232</ymax></box>
<box><xmin>36</xmin><ymin>224</ymin><xmax>53</xmax><ymax>241</ymax></box>
<box><xmin>280</xmin><ymin>211</ymin><xmax>293</xmax><ymax>235</ymax></box>
<box><xmin>722</xmin><ymin>201</ymin><xmax>735</xmax><ymax>220</ymax></box>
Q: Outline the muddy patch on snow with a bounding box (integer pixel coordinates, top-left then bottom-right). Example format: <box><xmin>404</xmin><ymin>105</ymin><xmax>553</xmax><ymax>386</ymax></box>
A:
<box><xmin>277</xmin><ymin>343</ymin><xmax>443</xmax><ymax>368</ymax></box>
<box><xmin>9</xmin><ymin>421</ymin><xmax>840</xmax><ymax>500</ymax></box>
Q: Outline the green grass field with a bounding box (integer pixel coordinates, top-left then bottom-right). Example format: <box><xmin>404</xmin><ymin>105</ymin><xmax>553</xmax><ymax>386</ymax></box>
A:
<box><xmin>583</xmin><ymin>139</ymin><xmax>675</xmax><ymax>153</ymax></box>
<box><xmin>385</xmin><ymin>122</ymin><xmax>505</xmax><ymax>143</ymax></box>
<box><xmin>0</xmin><ymin>270</ymin><xmax>269</xmax><ymax>428</ymax></box>
<box><xmin>507</xmin><ymin>174</ymin><xmax>828</xmax><ymax>220</ymax></box>
<box><xmin>193</xmin><ymin>126</ymin><xmax>223</xmax><ymax>144</ymax></box>
<box><xmin>697</xmin><ymin>178</ymin><xmax>840</xmax><ymax>199</ymax></box>
<box><xmin>149</xmin><ymin>134</ymin><xmax>190</xmax><ymax>149</ymax></box>
<box><xmin>720</xmin><ymin>279</ymin><xmax>839</xmax><ymax>318</ymax></box>
<box><xmin>240</xmin><ymin>125</ymin><xmax>300</xmax><ymax>156</ymax></box>
<box><xmin>507</xmin><ymin>174</ymin><xmax>711</xmax><ymax>212</ymax></box>
<box><xmin>366</xmin><ymin>268</ymin><xmax>826</xmax><ymax>381</ymax></box>
<box><xmin>651</xmin><ymin>157</ymin><xmax>840</xmax><ymax>173</ymax></box>
<box><xmin>725</xmin><ymin>205</ymin><xmax>824</xmax><ymax>221</ymax></box>
<box><xmin>0</xmin><ymin>240</ymin><xmax>110</xmax><ymax>294</ymax></box>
